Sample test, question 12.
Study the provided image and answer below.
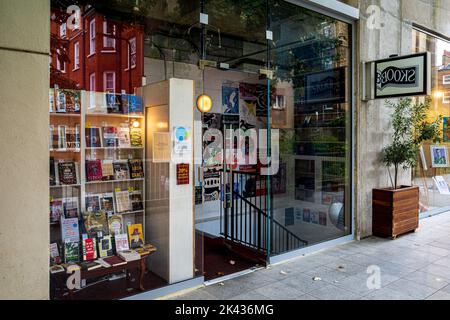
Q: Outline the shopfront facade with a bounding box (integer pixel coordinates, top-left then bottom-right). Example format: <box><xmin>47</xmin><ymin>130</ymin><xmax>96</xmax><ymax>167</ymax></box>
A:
<box><xmin>1</xmin><ymin>0</ymin><xmax>450</xmax><ymax>300</ymax></box>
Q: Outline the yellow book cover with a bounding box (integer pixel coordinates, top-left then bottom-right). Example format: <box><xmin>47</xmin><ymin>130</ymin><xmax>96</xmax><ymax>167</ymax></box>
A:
<box><xmin>127</xmin><ymin>224</ymin><xmax>144</xmax><ymax>249</ymax></box>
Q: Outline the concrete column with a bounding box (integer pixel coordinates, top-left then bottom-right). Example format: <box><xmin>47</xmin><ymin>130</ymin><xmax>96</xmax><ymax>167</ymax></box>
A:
<box><xmin>0</xmin><ymin>0</ymin><xmax>50</xmax><ymax>299</ymax></box>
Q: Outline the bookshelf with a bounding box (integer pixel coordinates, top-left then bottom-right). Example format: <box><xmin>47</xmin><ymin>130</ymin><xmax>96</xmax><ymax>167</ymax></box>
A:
<box><xmin>49</xmin><ymin>89</ymin><xmax>146</xmax><ymax>264</ymax></box>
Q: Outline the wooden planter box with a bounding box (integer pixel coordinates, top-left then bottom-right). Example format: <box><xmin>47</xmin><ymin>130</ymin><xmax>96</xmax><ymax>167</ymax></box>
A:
<box><xmin>372</xmin><ymin>186</ymin><xmax>419</xmax><ymax>239</ymax></box>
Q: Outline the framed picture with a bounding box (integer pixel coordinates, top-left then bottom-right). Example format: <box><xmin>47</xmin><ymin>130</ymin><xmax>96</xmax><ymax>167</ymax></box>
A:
<box><xmin>430</xmin><ymin>146</ymin><xmax>449</xmax><ymax>168</ymax></box>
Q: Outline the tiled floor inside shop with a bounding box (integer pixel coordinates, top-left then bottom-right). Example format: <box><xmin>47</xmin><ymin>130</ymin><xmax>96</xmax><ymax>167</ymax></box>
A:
<box><xmin>168</xmin><ymin>212</ymin><xmax>450</xmax><ymax>300</ymax></box>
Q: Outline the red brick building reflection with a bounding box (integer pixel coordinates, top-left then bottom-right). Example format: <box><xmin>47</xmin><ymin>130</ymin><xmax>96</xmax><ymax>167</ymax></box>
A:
<box><xmin>50</xmin><ymin>6</ymin><xmax>144</xmax><ymax>94</ymax></box>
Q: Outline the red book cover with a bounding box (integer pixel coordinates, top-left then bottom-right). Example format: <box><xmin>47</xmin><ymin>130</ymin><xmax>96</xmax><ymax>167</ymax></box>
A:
<box><xmin>83</xmin><ymin>238</ymin><xmax>97</xmax><ymax>261</ymax></box>
<box><xmin>86</xmin><ymin>160</ymin><xmax>103</xmax><ymax>182</ymax></box>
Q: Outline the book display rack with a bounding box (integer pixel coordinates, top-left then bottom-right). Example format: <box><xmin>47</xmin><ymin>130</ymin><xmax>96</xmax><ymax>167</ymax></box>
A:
<box><xmin>49</xmin><ymin>89</ymin><xmax>153</xmax><ymax>297</ymax></box>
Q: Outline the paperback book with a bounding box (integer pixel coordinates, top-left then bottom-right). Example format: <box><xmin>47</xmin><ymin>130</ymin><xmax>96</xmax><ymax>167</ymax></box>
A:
<box><xmin>100</xmin><ymin>193</ymin><xmax>115</xmax><ymax>215</ymax></box>
<box><xmin>63</xmin><ymin>197</ymin><xmax>79</xmax><ymax>219</ymax></box>
<box><xmin>86</xmin><ymin>159</ymin><xmax>103</xmax><ymax>182</ymax></box>
<box><xmin>106</xmin><ymin>93</ymin><xmax>123</xmax><ymax>114</ymax></box>
<box><xmin>84</xmin><ymin>211</ymin><xmax>109</xmax><ymax>238</ymax></box>
<box><xmin>114</xmin><ymin>233</ymin><xmax>130</xmax><ymax>252</ymax></box>
<box><xmin>127</xmin><ymin>95</ymin><xmax>143</xmax><ymax>114</ymax></box>
<box><xmin>113</xmin><ymin>161</ymin><xmax>130</xmax><ymax>180</ymax></box>
<box><xmin>58</xmin><ymin>161</ymin><xmax>78</xmax><ymax>185</ymax></box>
<box><xmin>85</xmin><ymin>127</ymin><xmax>102</xmax><ymax>148</ymax></box>
<box><xmin>128</xmin><ymin>159</ymin><xmax>144</xmax><ymax>179</ymax></box>
<box><xmin>66</xmin><ymin>125</ymin><xmax>81</xmax><ymax>149</ymax></box>
<box><xmin>118</xmin><ymin>127</ymin><xmax>131</xmax><ymax>148</ymax></box>
<box><xmin>98</xmin><ymin>235</ymin><xmax>113</xmax><ymax>258</ymax></box>
<box><xmin>115</xmin><ymin>190</ymin><xmax>132</xmax><ymax>213</ymax></box>
<box><xmin>130</xmin><ymin>127</ymin><xmax>143</xmax><ymax>147</ymax></box>
<box><xmin>102</xmin><ymin>126</ymin><xmax>119</xmax><ymax>147</ymax></box>
<box><xmin>82</xmin><ymin>238</ymin><xmax>97</xmax><ymax>261</ymax></box>
<box><xmin>108</xmin><ymin>214</ymin><xmax>123</xmax><ymax>236</ymax></box>
<box><xmin>101</xmin><ymin>160</ymin><xmax>115</xmax><ymax>181</ymax></box>
<box><xmin>130</xmin><ymin>190</ymin><xmax>144</xmax><ymax>211</ymax></box>
<box><xmin>85</xmin><ymin>194</ymin><xmax>101</xmax><ymax>212</ymax></box>
<box><xmin>127</xmin><ymin>224</ymin><xmax>144</xmax><ymax>249</ymax></box>
<box><xmin>57</xmin><ymin>125</ymin><xmax>67</xmax><ymax>149</ymax></box>
<box><xmin>61</xmin><ymin>217</ymin><xmax>80</xmax><ymax>242</ymax></box>
<box><xmin>50</xmin><ymin>157</ymin><xmax>56</xmax><ymax>186</ymax></box>
<box><xmin>50</xmin><ymin>243</ymin><xmax>62</xmax><ymax>265</ymax></box>
<box><xmin>50</xmin><ymin>199</ymin><xmax>63</xmax><ymax>223</ymax></box>
<box><xmin>64</xmin><ymin>240</ymin><xmax>80</xmax><ymax>263</ymax></box>
<box><xmin>56</xmin><ymin>90</ymin><xmax>67</xmax><ymax>113</ymax></box>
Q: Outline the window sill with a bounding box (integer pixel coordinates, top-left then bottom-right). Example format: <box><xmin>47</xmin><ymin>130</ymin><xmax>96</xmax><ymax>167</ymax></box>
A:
<box><xmin>87</xmin><ymin>53</ymin><xmax>95</xmax><ymax>58</ymax></box>
<box><xmin>101</xmin><ymin>50</ymin><xmax>117</xmax><ymax>54</ymax></box>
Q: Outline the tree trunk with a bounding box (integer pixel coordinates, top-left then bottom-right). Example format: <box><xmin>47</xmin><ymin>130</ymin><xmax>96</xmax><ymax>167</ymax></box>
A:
<box><xmin>394</xmin><ymin>164</ymin><xmax>398</xmax><ymax>190</ymax></box>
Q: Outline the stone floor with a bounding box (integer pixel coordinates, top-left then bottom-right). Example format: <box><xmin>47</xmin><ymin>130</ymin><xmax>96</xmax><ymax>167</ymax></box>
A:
<box><xmin>170</xmin><ymin>213</ymin><xmax>450</xmax><ymax>300</ymax></box>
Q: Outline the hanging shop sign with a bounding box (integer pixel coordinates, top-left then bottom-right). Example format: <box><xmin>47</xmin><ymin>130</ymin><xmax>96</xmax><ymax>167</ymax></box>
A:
<box><xmin>363</xmin><ymin>52</ymin><xmax>431</xmax><ymax>100</ymax></box>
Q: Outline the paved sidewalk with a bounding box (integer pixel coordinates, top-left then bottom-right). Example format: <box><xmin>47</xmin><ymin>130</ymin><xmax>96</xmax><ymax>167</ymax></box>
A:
<box><xmin>171</xmin><ymin>213</ymin><xmax>450</xmax><ymax>300</ymax></box>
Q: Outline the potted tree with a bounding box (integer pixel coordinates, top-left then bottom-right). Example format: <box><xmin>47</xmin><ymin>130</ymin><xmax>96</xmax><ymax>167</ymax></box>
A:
<box><xmin>372</xmin><ymin>97</ymin><xmax>441</xmax><ymax>239</ymax></box>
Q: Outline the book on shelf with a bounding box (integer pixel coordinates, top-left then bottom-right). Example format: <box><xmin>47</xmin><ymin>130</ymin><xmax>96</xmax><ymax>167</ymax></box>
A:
<box><xmin>49</xmin><ymin>89</ymin><xmax>55</xmax><ymax>113</ymax></box>
<box><xmin>106</xmin><ymin>93</ymin><xmax>123</xmax><ymax>114</ymax></box>
<box><xmin>118</xmin><ymin>250</ymin><xmax>141</xmax><ymax>262</ymax></box>
<box><xmin>102</xmin><ymin>255</ymin><xmax>127</xmax><ymax>267</ymax></box>
<box><xmin>57</xmin><ymin>125</ymin><xmax>67</xmax><ymax>149</ymax></box>
<box><xmin>114</xmin><ymin>233</ymin><xmax>130</xmax><ymax>252</ymax></box>
<box><xmin>82</xmin><ymin>238</ymin><xmax>98</xmax><ymax>261</ymax></box>
<box><xmin>117</xmin><ymin>127</ymin><xmax>131</xmax><ymax>148</ymax></box>
<box><xmin>127</xmin><ymin>224</ymin><xmax>144</xmax><ymax>249</ymax></box>
<box><xmin>50</xmin><ymin>198</ymin><xmax>63</xmax><ymax>223</ymax></box>
<box><xmin>115</xmin><ymin>190</ymin><xmax>132</xmax><ymax>213</ymax></box>
<box><xmin>98</xmin><ymin>235</ymin><xmax>113</xmax><ymax>258</ymax></box>
<box><xmin>102</xmin><ymin>126</ymin><xmax>119</xmax><ymax>147</ymax></box>
<box><xmin>127</xmin><ymin>95</ymin><xmax>143</xmax><ymax>114</ymax></box>
<box><xmin>49</xmin><ymin>125</ymin><xmax>59</xmax><ymax>150</ymax></box>
<box><xmin>130</xmin><ymin>127</ymin><xmax>143</xmax><ymax>147</ymax></box>
<box><xmin>128</xmin><ymin>159</ymin><xmax>144</xmax><ymax>179</ymax></box>
<box><xmin>65</xmin><ymin>90</ymin><xmax>81</xmax><ymax>113</ymax></box>
<box><xmin>61</xmin><ymin>217</ymin><xmax>80</xmax><ymax>243</ymax></box>
<box><xmin>66</xmin><ymin>125</ymin><xmax>81</xmax><ymax>149</ymax></box>
<box><xmin>86</xmin><ymin>159</ymin><xmax>103</xmax><ymax>182</ymax></box>
<box><xmin>50</xmin><ymin>157</ymin><xmax>56</xmax><ymax>186</ymax></box>
<box><xmin>85</xmin><ymin>194</ymin><xmax>101</xmax><ymax>212</ymax></box>
<box><xmin>101</xmin><ymin>160</ymin><xmax>115</xmax><ymax>181</ymax></box>
<box><xmin>63</xmin><ymin>197</ymin><xmax>79</xmax><ymax>219</ymax></box>
<box><xmin>95</xmin><ymin>258</ymin><xmax>112</xmax><ymax>268</ymax></box>
<box><xmin>64</xmin><ymin>240</ymin><xmax>80</xmax><ymax>263</ymax></box>
<box><xmin>113</xmin><ymin>161</ymin><xmax>130</xmax><ymax>180</ymax></box>
<box><xmin>57</xmin><ymin>161</ymin><xmax>78</xmax><ymax>185</ymax></box>
<box><xmin>108</xmin><ymin>214</ymin><xmax>124</xmax><ymax>236</ymax></box>
<box><xmin>122</xmin><ymin>214</ymin><xmax>135</xmax><ymax>231</ymax></box>
<box><xmin>100</xmin><ymin>193</ymin><xmax>115</xmax><ymax>215</ymax></box>
<box><xmin>83</xmin><ymin>211</ymin><xmax>109</xmax><ymax>239</ymax></box>
<box><xmin>130</xmin><ymin>190</ymin><xmax>144</xmax><ymax>211</ymax></box>
<box><xmin>80</xmin><ymin>261</ymin><xmax>102</xmax><ymax>271</ymax></box>
<box><xmin>50</xmin><ymin>242</ymin><xmax>62</xmax><ymax>265</ymax></box>
<box><xmin>85</xmin><ymin>127</ymin><xmax>102</xmax><ymax>148</ymax></box>
<box><xmin>56</xmin><ymin>90</ymin><xmax>67</xmax><ymax>113</ymax></box>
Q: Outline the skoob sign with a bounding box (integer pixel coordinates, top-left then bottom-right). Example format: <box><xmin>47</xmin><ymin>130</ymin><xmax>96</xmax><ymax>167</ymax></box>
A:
<box><xmin>374</xmin><ymin>52</ymin><xmax>431</xmax><ymax>99</ymax></box>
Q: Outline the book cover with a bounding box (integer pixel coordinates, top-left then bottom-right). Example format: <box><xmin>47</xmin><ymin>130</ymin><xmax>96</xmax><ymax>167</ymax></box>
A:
<box><xmin>108</xmin><ymin>214</ymin><xmax>123</xmax><ymax>236</ymax></box>
<box><xmin>127</xmin><ymin>95</ymin><xmax>143</xmax><ymax>114</ymax></box>
<box><xmin>130</xmin><ymin>127</ymin><xmax>143</xmax><ymax>147</ymax></box>
<box><xmin>128</xmin><ymin>159</ymin><xmax>144</xmax><ymax>179</ymax></box>
<box><xmin>84</xmin><ymin>211</ymin><xmax>109</xmax><ymax>238</ymax></box>
<box><xmin>99</xmin><ymin>235</ymin><xmax>113</xmax><ymax>258</ymax></box>
<box><xmin>56</xmin><ymin>90</ymin><xmax>67</xmax><ymax>113</ymax></box>
<box><xmin>102</xmin><ymin>126</ymin><xmax>119</xmax><ymax>147</ymax></box>
<box><xmin>120</xmin><ymin>94</ymin><xmax>129</xmax><ymax>114</ymax></box>
<box><xmin>113</xmin><ymin>161</ymin><xmax>130</xmax><ymax>180</ymax></box>
<box><xmin>127</xmin><ymin>224</ymin><xmax>144</xmax><ymax>249</ymax></box>
<box><xmin>64</xmin><ymin>240</ymin><xmax>79</xmax><ymax>263</ymax></box>
<box><xmin>65</xmin><ymin>90</ymin><xmax>81</xmax><ymax>113</ymax></box>
<box><xmin>82</xmin><ymin>238</ymin><xmax>97</xmax><ymax>261</ymax></box>
<box><xmin>130</xmin><ymin>190</ymin><xmax>143</xmax><ymax>211</ymax></box>
<box><xmin>101</xmin><ymin>160</ymin><xmax>115</xmax><ymax>181</ymax></box>
<box><xmin>50</xmin><ymin>199</ymin><xmax>63</xmax><ymax>223</ymax></box>
<box><xmin>61</xmin><ymin>217</ymin><xmax>80</xmax><ymax>242</ymax></box>
<box><xmin>106</xmin><ymin>93</ymin><xmax>123</xmax><ymax>114</ymax></box>
<box><xmin>86</xmin><ymin>159</ymin><xmax>103</xmax><ymax>182</ymax></box>
<box><xmin>57</xmin><ymin>125</ymin><xmax>67</xmax><ymax>149</ymax></box>
<box><xmin>115</xmin><ymin>190</ymin><xmax>132</xmax><ymax>213</ymax></box>
<box><xmin>80</xmin><ymin>261</ymin><xmax>102</xmax><ymax>271</ymax></box>
<box><xmin>103</xmin><ymin>255</ymin><xmax>127</xmax><ymax>267</ymax></box>
<box><xmin>117</xmin><ymin>127</ymin><xmax>131</xmax><ymax>148</ymax></box>
<box><xmin>50</xmin><ymin>125</ymin><xmax>59</xmax><ymax>150</ymax></box>
<box><xmin>114</xmin><ymin>233</ymin><xmax>130</xmax><ymax>253</ymax></box>
<box><xmin>100</xmin><ymin>193</ymin><xmax>115</xmax><ymax>215</ymax></box>
<box><xmin>85</xmin><ymin>194</ymin><xmax>101</xmax><ymax>212</ymax></box>
<box><xmin>85</xmin><ymin>127</ymin><xmax>102</xmax><ymax>148</ymax></box>
<box><xmin>63</xmin><ymin>197</ymin><xmax>79</xmax><ymax>219</ymax></box>
<box><xmin>118</xmin><ymin>250</ymin><xmax>141</xmax><ymax>262</ymax></box>
<box><xmin>50</xmin><ymin>243</ymin><xmax>62</xmax><ymax>264</ymax></box>
<box><xmin>66</xmin><ymin>126</ymin><xmax>81</xmax><ymax>149</ymax></box>
<box><xmin>58</xmin><ymin>161</ymin><xmax>77</xmax><ymax>185</ymax></box>
<box><xmin>50</xmin><ymin>157</ymin><xmax>56</xmax><ymax>186</ymax></box>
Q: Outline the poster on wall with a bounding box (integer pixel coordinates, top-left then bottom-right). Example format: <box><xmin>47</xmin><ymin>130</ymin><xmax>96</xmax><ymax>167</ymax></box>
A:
<box><xmin>239</xmin><ymin>83</ymin><xmax>269</xmax><ymax>118</ymax></box>
<box><xmin>203</xmin><ymin>168</ymin><xmax>221</xmax><ymax>202</ymax></box>
<box><xmin>430</xmin><ymin>145</ymin><xmax>449</xmax><ymax>168</ymax></box>
<box><xmin>222</xmin><ymin>85</ymin><xmax>239</xmax><ymax>115</ymax></box>
<box><xmin>239</xmin><ymin>99</ymin><xmax>257</xmax><ymax>131</ymax></box>
<box><xmin>202</xmin><ymin>113</ymin><xmax>223</xmax><ymax>168</ymax></box>
<box><xmin>173</xmin><ymin>126</ymin><xmax>192</xmax><ymax>157</ymax></box>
